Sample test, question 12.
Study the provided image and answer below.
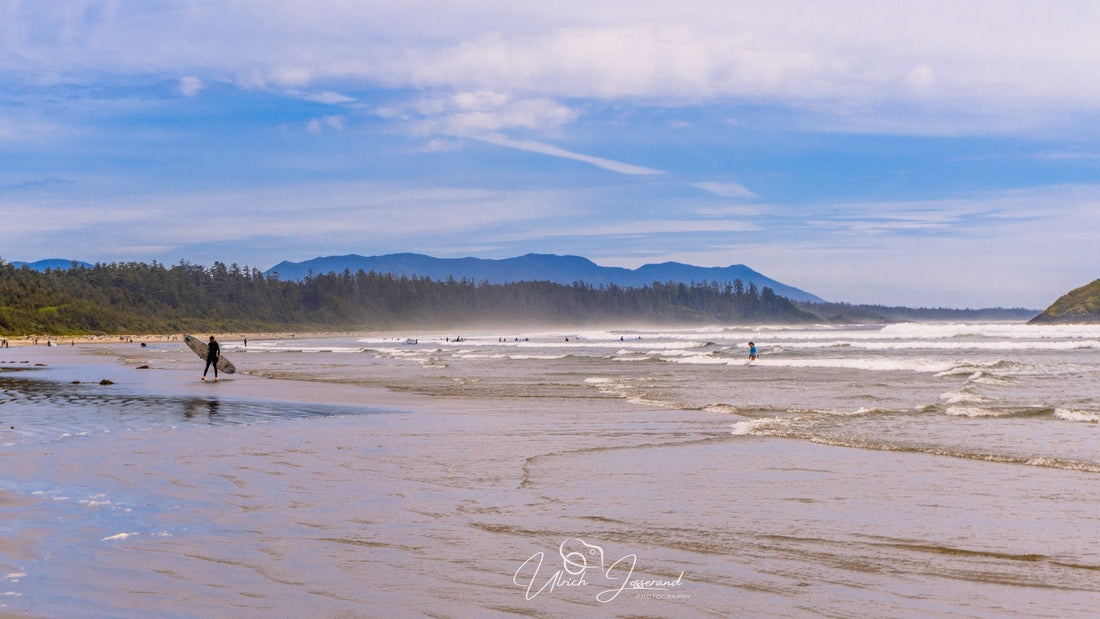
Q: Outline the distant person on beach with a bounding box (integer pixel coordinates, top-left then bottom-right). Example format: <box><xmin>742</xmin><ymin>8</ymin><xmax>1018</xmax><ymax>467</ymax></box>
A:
<box><xmin>202</xmin><ymin>336</ymin><xmax>221</xmax><ymax>381</ymax></box>
<box><xmin>748</xmin><ymin>341</ymin><xmax>759</xmax><ymax>362</ymax></box>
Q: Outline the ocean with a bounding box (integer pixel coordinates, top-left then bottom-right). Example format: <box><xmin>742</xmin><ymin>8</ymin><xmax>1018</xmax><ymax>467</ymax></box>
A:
<box><xmin>2</xmin><ymin>322</ymin><xmax>1099</xmax><ymax>617</ymax></box>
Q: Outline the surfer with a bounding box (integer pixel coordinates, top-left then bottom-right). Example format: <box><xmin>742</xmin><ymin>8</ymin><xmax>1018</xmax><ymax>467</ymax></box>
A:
<box><xmin>748</xmin><ymin>341</ymin><xmax>758</xmax><ymax>363</ymax></box>
<box><xmin>202</xmin><ymin>336</ymin><xmax>221</xmax><ymax>381</ymax></box>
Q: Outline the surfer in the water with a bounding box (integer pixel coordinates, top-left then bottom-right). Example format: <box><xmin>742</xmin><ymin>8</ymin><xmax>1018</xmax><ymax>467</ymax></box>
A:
<box><xmin>202</xmin><ymin>335</ymin><xmax>220</xmax><ymax>381</ymax></box>
<box><xmin>748</xmin><ymin>341</ymin><xmax>759</xmax><ymax>363</ymax></box>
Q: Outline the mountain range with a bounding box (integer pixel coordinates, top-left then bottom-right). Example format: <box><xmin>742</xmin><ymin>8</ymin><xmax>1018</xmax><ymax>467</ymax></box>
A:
<box><xmin>11</xmin><ymin>259</ymin><xmax>94</xmax><ymax>270</ymax></box>
<box><xmin>264</xmin><ymin>253</ymin><xmax>825</xmax><ymax>303</ymax></box>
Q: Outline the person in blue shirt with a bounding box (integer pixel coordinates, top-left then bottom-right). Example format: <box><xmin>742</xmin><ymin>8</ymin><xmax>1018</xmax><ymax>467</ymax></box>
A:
<box><xmin>748</xmin><ymin>341</ymin><xmax>759</xmax><ymax>362</ymax></box>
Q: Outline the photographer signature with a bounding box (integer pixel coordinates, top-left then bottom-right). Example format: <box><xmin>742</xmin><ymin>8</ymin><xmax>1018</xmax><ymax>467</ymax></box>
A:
<box><xmin>513</xmin><ymin>538</ymin><xmax>685</xmax><ymax>603</ymax></box>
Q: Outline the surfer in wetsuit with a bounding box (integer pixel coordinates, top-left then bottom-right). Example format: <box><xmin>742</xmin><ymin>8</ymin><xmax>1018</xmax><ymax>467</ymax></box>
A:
<box><xmin>202</xmin><ymin>336</ymin><xmax>220</xmax><ymax>381</ymax></box>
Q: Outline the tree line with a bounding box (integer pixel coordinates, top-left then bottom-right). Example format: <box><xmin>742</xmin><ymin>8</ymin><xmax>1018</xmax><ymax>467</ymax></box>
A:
<box><xmin>0</xmin><ymin>259</ymin><xmax>815</xmax><ymax>335</ymax></box>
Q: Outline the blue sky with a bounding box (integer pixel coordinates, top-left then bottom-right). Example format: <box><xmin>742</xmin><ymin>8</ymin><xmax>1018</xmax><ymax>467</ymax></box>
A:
<box><xmin>2</xmin><ymin>1</ymin><xmax>1099</xmax><ymax>308</ymax></box>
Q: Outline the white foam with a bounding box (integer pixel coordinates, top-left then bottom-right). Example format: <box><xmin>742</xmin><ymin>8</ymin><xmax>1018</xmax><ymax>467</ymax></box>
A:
<box><xmin>941</xmin><ymin>391</ymin><xmax>989</xmax><ymax>405</ymax></box>
<box><xmin>761</xmin><ymin>357</ymin><xmax>956</xmax><ymax>373</ymax></box>
<box><xmin>646</xmin><ymin>348</ymin><xmax>704</xmax><ymax>357</ymax></box>
<box><xmin>1025</xmin><ymin>457</ymin><xmax>1100</xmax><ymax>473</ymax></box>
<box><xmin>1054</xmin><ymin>409</ymin><xmax>1100</xmax><ymax>423</ymax></box>
<box><xmin>250</xmin><ymin>343</ymin><xmax>363</xmax><ymax>353</ymax></box>
<box><xmin>584</xmin><ymin>377</ymin><xmax>633</xmax><ymax>399</ymax></box>
<box><xmin>101</xmin><ymin>532</ymin><xmax>137</xmax><ymax>541</ymax></box>
<box><xmin>730</xmin><ymin>417</ymin><xmax>789</xmax><ymax>435</ymax></box>
<box><xmin>666</xmin><ymin>355</ymin><xmax>733</xmax><ymax>365</ymax></box>
<box><xmin>945</xmin><ymin>406</ymin><xmax>1007</xmax><ymax>417</ymax></box>
<box><xmin>705</xmin><ymin>404</ymin><xmax>748</xmax><ymax>415</ymax></box>
<box><xmin>854</xmin><ymin>340</ymin><xmax>1097</xmax><ymax>351</ymax></box>
<box><xmin>827</xmin><ymin>407</ymin><xmax>883</xmax><ymax>416</ymax></box>
<box><xmin>611</xmin><ymin>355</ymin><xmax>662</xmax><ymax>363</ymax></box>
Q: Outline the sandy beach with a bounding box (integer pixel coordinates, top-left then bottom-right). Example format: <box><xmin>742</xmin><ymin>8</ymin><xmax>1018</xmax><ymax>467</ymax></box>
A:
<box><xmin>2</xmin><ymin>326</ymin><xmax>1100</xmax><ymax>617</ymax></box>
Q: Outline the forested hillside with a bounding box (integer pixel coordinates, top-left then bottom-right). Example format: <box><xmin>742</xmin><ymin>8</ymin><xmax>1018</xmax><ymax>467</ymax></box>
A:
<box><xmin>0</xmin><ymin>260</ymin><xmax>814</xmax><ymax>335</ymax></box>
<box><xmin>1029</xmin><ymin>279</ymin><xmax>1100</xmax><ymax>324</ymax></box>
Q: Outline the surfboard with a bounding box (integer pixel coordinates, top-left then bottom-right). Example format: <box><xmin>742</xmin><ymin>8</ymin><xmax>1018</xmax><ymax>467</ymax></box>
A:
<box><xmin>183</xmin><ymin>335</ymin><xmax>236</xmax><ymax>374</ymax></box>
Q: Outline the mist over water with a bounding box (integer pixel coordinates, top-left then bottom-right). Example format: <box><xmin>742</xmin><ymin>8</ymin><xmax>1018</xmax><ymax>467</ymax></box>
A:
<box><xmin>2</xmin><ymin>322</ymin><xmax>1099</xmax><ymax>617</ymax></box>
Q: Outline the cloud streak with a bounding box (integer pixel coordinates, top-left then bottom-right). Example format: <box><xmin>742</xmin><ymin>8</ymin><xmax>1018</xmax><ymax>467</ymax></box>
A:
<box><xmin>471</xmin><ymin>134</ymin><xmax>664</xmax><ymax>175</ymax></box>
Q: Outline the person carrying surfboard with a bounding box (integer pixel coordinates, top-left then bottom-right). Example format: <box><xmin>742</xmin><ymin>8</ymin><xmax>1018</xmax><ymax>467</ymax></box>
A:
<box><xmin>202</xmin><ymin>336</ymin><xmax>221</xmax><ymax>381</ymax></box>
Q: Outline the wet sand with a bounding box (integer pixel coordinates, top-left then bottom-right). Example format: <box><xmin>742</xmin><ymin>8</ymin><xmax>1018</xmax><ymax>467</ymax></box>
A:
<box><xmin>2</xmin><ymin>338</ymin><xmax>1100</xmax><ymax>617</ymax></box>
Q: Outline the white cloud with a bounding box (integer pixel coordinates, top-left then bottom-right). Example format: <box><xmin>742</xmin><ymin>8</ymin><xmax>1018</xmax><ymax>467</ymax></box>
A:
<box><xmin>179</xmin><ymin>76</ymin><xmax>204</xmax><ymax>97</ymax></box>
<box><xmin>694</xmin><ymin>182</ymin><xmax>757</xmax><ymax>199</ymax></box>
<box><xmin>472</xmin><ymin>133</ymin><xmax>663</xmax><ymax>175</ymax></box>
<box><xmin>423</xmin><ymin>138</ymin><xmax>462</xmax><ymax>152</ymax></box>
<box><xmin>5</xmin><ymin>2</ymin><xmax>1100</xmax><ymax>117</ymax></box>
<box><xmin>743</xmin><ymin>186</ymin><xmax>1100</xmax><ymax>307</ymax></box>
<box><xmin>402</xmin><ymin>91</ymin><xmax>579</xmax><ymax>134</ymax></box>
<box><xmin>383</xmin><ymin>90</ymin><xmax>659</xmax><ymax>173</ymax></box>
<box><xmin>695</xmin><ymin>205</ymin><xmax>764</xmax><ymax>217</ymax></box>
<box><xmin>0</xmin><ymin>181</ymin><xmax>577</xmax><ymax>259</ymax></box>
<box><xmin>0</xmin><ymin>114</ymin><xmax>75</xmax><ymax>144</ymax></box>
<box><xmin>305</xmin><ymin>115</ymin><xmax>346</xmax><ymax>134</ymax></box>
<box><xmin>904</xmin><ymin>64</ymin><xmax>936</xmax><ymax>94</ymax></box>
<box><xmin>294</xmin><ymin>90</ymin><xmax>357</xmax><ymax>105</ymax></box>
<box><xmin>498</xmin><ymin>218</ymin><xmax>760</xmax><ymax>242</ymax></box>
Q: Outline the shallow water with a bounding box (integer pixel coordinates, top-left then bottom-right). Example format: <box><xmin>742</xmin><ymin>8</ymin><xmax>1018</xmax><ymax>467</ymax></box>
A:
<box><xmin>2</xmin><ymin>322</ymin><xmax>1099</xmax><ymax>617</ymax></box>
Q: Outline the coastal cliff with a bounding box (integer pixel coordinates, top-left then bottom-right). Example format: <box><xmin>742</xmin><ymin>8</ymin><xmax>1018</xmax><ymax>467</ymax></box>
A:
<box><xmin>1029</xmin><ymin>279</ymin><xmax>1100</xmax><ymax>324</ymax></box>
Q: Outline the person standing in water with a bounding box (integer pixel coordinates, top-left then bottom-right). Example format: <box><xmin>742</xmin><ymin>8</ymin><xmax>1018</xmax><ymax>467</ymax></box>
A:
<box><xmin>748</xmin><ymin>341</ymin><xmax>759</xmax><ymax>363</ymax></box>
<box><xmin>202</xmin><ymin>335</ymin><xmax>221</xmax><ymax>381</ymax></box>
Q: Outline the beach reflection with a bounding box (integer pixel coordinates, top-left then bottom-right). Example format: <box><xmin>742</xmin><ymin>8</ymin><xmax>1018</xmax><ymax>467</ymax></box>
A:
<box><xmin>183</xmin><ymin>398</ymin><xmax>220</xmax><ymax>420</ymax></box>
<box><xmin>2</xmin><ymin>372</ymin><xmax>375</xmax><ymax>441</ymax></box>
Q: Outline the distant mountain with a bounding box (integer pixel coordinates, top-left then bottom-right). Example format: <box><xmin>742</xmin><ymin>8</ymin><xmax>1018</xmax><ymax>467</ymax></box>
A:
<box><xmin>11</xmin><ymin>259</ymin><xmax>93</xmax><ymax>271</ymax></box>
<box><xmin>1028</xmin><ymin>279</ymin><xmax>1100</xmax><ymax>324</ymax></box>
<box><xmin>265</xmin><ymin>252</ymin><xmax>825</xmax><ymax>303</ymax></box>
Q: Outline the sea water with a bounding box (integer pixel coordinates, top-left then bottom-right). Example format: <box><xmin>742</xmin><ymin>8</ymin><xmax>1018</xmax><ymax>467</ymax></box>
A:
<box><xmin>1</xmin><ymin>322</ymin><xmax>1099</xmax><ymax>617</ymax></box>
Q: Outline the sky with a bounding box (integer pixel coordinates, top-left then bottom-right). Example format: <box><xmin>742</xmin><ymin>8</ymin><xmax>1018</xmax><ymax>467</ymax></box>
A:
<box><xmin>2</xmin><ymin>1</ymin><xmax>1099</xmax><ymax>309</ymax></box>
